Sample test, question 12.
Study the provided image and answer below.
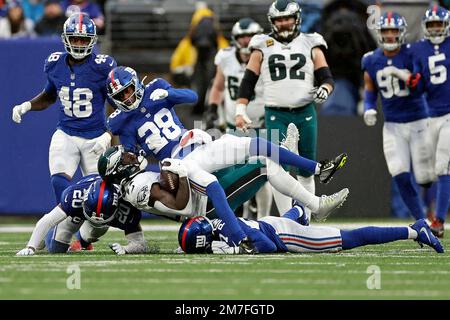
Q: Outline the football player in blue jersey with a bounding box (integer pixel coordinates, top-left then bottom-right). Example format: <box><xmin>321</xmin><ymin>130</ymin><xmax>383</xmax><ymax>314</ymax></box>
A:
<box><xmin>361</xmin><ymin>12</ymin><xmax>435</xmax><ymax>221</ymax></box>
<box><xmin>401</xmin><ymin>5</ymin><xmax>450</xmax><ymax>237</ymax></box>
<box><xmin>105</xmin><ymin>66</ymin><xmax>347</xmax><ymax>252</ymax></box>
<box><xmin>12</xmin><ymin>13</ymin><xmax>117</xmax><ymax>204</ymax></box>
<box><xmin>16</xmin><ymin>175</ymin><xmax>149</xmax><ymax>256</ymax></box>
<box><xmin>178</xmin><ymin>209</ymin><xmax>444</xmax><ymax>255</ymax></box>
<box><xmin>12</xmin><ymin>13</ymin><xmax>117</xmax><ymax>252</ymax></box>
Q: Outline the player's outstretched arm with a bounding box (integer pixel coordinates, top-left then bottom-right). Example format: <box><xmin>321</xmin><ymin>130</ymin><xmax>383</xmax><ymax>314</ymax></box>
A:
<box><xmin>110</xmin><ymin>224</ymin><xmax>149</xmax><ymax>255</ymax></box>
<box><xmin>311</xmin><ymin>47</ymin><xmax>334</xmax><ymax>103</ymax></box>
<box><xmin>16</xmin><ymin>205</ymin><xmax>68</xmax><ymax>256</ymax></box>
<box><xmin>12</xmin><ymin>90</ymin><xmax>57</xmax><ymax>124</ymax></box>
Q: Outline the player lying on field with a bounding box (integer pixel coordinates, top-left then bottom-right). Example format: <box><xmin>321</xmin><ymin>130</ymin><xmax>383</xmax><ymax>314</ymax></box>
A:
<box><xmin>16</xmin><ymin>174</ymin><xmax>149</xmax><ymax>256</ymax></box>
<box><xmin>177</xmin><ymin>205</ymin><xmax>444</xmax><ymax>254</ymax></box>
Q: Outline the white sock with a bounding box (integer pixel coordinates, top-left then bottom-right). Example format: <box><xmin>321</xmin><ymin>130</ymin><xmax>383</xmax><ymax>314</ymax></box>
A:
<box><xmin>255</xmin><ymin>182</ymin><xmax>273</xmax><ymax>219</ymax></box>
<box><xmin>271</xmin><ymin>187</ymin><xmax>292</xmax><ymax>215</ymax></box>
<box><xmin>266</xmin><ymin>158</ymin><xmax>320</xmax><ymax>212</ymax></box>
<box><xmin>407</xmin><ymin>227</ymin><xmax>418</xmax><ymax>239</ymax></box>
<box><xmin>297</xmin><ymin>175</ymin><xmax>316</xmax><ymax>221</ymax></box>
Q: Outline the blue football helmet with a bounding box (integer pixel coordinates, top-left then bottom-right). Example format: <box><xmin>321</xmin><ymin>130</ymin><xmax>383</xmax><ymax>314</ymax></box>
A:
<box><xmin>61</xmin><ymin>12</ymin><xmax>97</xmax><ymax>60</ymax></box>
<box><xmin>422</xmin><ymin>5</ymin><xmax>450</xmax><ymax>44</ymax></box>
<box><xmin>82</xmin><ymin>179</ymin><xmax>121</xmax><ymax>226</ymax></box>
<box><xmin>376</xmin><ymin>12</ymin><xmax>407</xmax><ymax>51</ymax></box>
<box><xmin>178</xmin><ymin>216</ymin><xmax>214</xmax><ymax>254</ymax></box>
<box><xmin>231</xmin><ymin>18</ymin><xmax>263</xmax><ymax>54</ymax></box>
<box><xmin>106</xmin><ymin>66</ymin><xmax>145</xmax><ymax>112</ymax></box>
<box><xmin>267</xmin><ymin>0</ymin><xmax>301</xmax><ymax>42</ymax></box>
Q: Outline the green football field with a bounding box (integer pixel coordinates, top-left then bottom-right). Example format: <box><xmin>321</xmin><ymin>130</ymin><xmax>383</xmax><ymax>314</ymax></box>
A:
<box><xmin>1</xmin><ymin>219</ymin><xmax>449</xmax><ymax>300</ymax></box>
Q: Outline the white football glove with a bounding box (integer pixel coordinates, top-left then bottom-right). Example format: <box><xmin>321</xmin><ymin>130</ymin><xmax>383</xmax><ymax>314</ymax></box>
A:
<box><xmin>109</xmin><ymin>243</ymin><xmax>126</xmax><ymax>255</ymax></box>
<box><xmin>150</xmin><ymin>88</ymin><xmax>169</xmax><ymax>101</ymax></box>
<box><xmin>12</xmin><ymin>101</ymin><xmax>32</xmax><ymax>124</ymax></box>
<box><xmin>161</xmin><ymin>158</ymin><xmax>187</xmax><ymax>178</ymax></box>
<box><xmin>363</xmin><ymin>109</ymin><xmax>377</xmax><ymax>126</ymax></box>
<box><xmin>211</xmin><ymin>241</ymin><xmax>240</xmax><ymax>254</ymax></box>
<box><xmin>311</xmin><ymin>85</ymin><xmax>330</xmax><ymax>104</ymax></box>
<box><xmin>146</xmin><ymin>131</ymin><xmax>168</xmax><ymax>151</ymax></box>
<box><xmin>16</xmin><ymin>247</ymin><xmax>35</xmax><ymax>256</ymax></box>
<box><xmin>235</xmin><ymin>103</ymin><xmax>252</xmax><ymax>132</ymax></box>
<box><xmin>89</xmin><ymin>132</ymin><xmax>112</xmax><ymax>155</ymax></box>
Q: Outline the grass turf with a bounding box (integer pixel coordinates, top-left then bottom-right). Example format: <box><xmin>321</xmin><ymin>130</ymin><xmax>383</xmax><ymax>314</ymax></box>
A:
<box><xmin>1</xmin><ymin>220</ymin><xmax>449</xmax><ymax>300</ymax></box>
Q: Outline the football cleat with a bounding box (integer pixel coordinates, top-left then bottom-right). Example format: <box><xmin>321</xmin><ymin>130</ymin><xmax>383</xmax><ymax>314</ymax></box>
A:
<box><xmin>410</xmin><ymin>219</ymin><xmax>444</xmax><ymax>253</ymax></box>
<box><xmin>313</xmin><ymin>188</ymin><xmax>349</xmax><ymax>222</ymax></box>
<box><xmin>281</xmin><ymin>123</ymin><xmax>299</xmax><ymax>155</ymax></box>
<box><xmin>318</xmin><ymin>153</ymin><xmax>348</xmax><ymax>184</ymax></box>
<box><xmin>430</xmin><ymin>218</ymin><xmax>445</xmax><ymax>238</ymax></box>
<box><xmin>68</xmin><ymin>240</ymin><xmax>93</xmax><ymax>252</ymax></box>
<box><xmin>238</xmin><ymin>237</ymin><xmax>258</xmax><ymax>254</ymax></box>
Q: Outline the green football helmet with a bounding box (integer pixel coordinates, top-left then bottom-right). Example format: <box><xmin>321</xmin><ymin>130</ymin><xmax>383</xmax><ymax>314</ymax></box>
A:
<box><xmin>97</xmin><ymin>145</ymin><xmax>147</xmax><ymax>185</ymax></box>
<box><xmin>267</xmin><ymin>0</ymin><xmax>302</xmax><ymax>42</ymax></box>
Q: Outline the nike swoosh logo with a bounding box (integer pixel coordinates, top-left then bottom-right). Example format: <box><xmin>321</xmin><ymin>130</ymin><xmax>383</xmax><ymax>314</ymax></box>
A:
<box><xmin>420</xmin><ymin>227</ymin><xmax>431</xmax><ymax>243</ymax></box>
<box><xmin>109</xmin><ymin>61</ymin><xmax>114</xmax><ymax>66</ymax></box>
<box><xmin>64</xmin><ymin>194</ymin><xmax>68</xmax><ymax>203</ymax></box>
<box><xmin>305</xmin><ymin>116</ymin><xmax>313</xmax><ymax>121</ymax></box>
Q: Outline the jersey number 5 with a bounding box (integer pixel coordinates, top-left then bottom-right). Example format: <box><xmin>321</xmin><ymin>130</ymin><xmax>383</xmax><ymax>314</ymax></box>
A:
<box><xmin>428</xmin><ymin>53</ymin><xmax>447</xmax><ymax>85</ymax></box>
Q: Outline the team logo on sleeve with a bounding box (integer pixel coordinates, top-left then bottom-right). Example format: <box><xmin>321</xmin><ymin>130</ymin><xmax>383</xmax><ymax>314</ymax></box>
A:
<box><xmin>266</xmin><ymin>39</ymin><xmax>274</xmax><ymax>47</ymax></box>
<box><xmin>137</xmin><ymin>185</ymin><xmax>150</xmax><ymax>204</ymax></box>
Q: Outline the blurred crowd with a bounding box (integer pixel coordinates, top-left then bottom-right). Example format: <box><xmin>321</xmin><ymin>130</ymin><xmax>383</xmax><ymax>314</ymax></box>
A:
<box><xmin>0</xmin><ymin>0</ymin><xmax>105</xmax><ymax>38</ymax></box>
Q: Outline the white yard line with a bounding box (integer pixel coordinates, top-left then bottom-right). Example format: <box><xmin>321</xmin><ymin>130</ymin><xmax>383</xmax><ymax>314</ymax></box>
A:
<box><xmin>0</xmin><ymin>221</ymin><xmax>448</xmax><ymax>233</ymax></box>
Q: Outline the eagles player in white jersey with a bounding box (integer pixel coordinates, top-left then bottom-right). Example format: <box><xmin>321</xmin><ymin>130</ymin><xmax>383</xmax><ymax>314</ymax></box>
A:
<box><xmin>207</xmin><ymin>17</ymin><xmax>286</xmax><ymax>219</ymax></box>
<box><xmin>235</xmin><ymin>0</ymin><xmax>341</xmax><ymax>220</ymax></box>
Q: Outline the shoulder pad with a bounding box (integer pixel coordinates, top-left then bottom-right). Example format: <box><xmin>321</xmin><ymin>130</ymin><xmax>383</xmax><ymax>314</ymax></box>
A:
<box><xmin>249</xmin><ymin>34</ymin><xmax>271</xmax><ymax>51</ymax></box>
<box><xmin>147</xmin><ymin>77</ymin><xmax>172</xmax><ymax>90</ymax></box>
<box><xmin>304</xmin><ymin>32</ymin><xmax>328</xmax><ymax>50</ymax></box>
<box><xmin>92</xmin><ymin>54</ymin><xmax>117</xmax><ymax>74</ymax></box>
<box><xmin>361</xmin><ymin>51</ymin><xmax>374</xmax><ymax>70</ymax></box>
<box><xmin>214</xmin><ymin>47</ymin><xmax>235</xmax><ymax>66</ymax></box>
<box><xmin>44</xmin><ymin>52</ymin><xmax>64</xmax><ymax>73</ymax></box>
<box><xmin>107</xmin><ymin>109</ymin><xmax>126</xmax><ymax>135</ymax></box>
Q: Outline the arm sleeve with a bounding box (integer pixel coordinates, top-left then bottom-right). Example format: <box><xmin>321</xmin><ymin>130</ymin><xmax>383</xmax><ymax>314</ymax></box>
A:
<box><xmin>364</xmin><ymin>89</ymin><xmax>377</xmax><ymax>111</ymax></box>
<box><xmin>240</xmin><ymin>223</ymin><xmax>277</xmax><ymax>253</ymax></box>
<box><xmin>27</xmin><ymin>206</ymin><xmax>68</xmax><ymax>249</ymax></box>
<box><xmin>166</xmin><ymin>88</ymin><xmax>198</xmax><ymax>105</ymax></box>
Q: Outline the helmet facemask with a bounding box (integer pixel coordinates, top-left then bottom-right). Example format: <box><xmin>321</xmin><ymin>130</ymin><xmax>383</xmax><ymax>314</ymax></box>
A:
<box><xmin>62</xmin><ymin>33</ymin><xmax>97</xmax><ymax>60</ymax></box>
<box><xmin>267</xmin><ymin>1</ymin><xmax>301</xmax><ymax>42</ymax></box>
<box><xmin>99</xmin><ymin>146</ymin><xmax>147</xmax><ymax>185</ymax></box>
<box><xmin>82</xmin><ymin>181</ymin><xmax>120</xmax><ymax>227</ymax></box>
<box><xmin>108</xmin><ymin>75</ymin><xmax>144</xmax><ymax>112</ymax></box>
<box><xmin>423</xmin><ymin>20</ymin><xmax>449</xmax><ymax>44</ymax></box>
<box><xmin>377</xmin><ymin>27</ymin><xmax>406</xmax><ymax>51</ymax></box>
<box><xmin>231</xmin><ymin>18</ymin><xmax>263</xmax><ymax>55</ymax></box>
<box><xmin>61</xmin><ymin>13</ymin><xmax>97</xmax><ymax>60</ymax></box>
